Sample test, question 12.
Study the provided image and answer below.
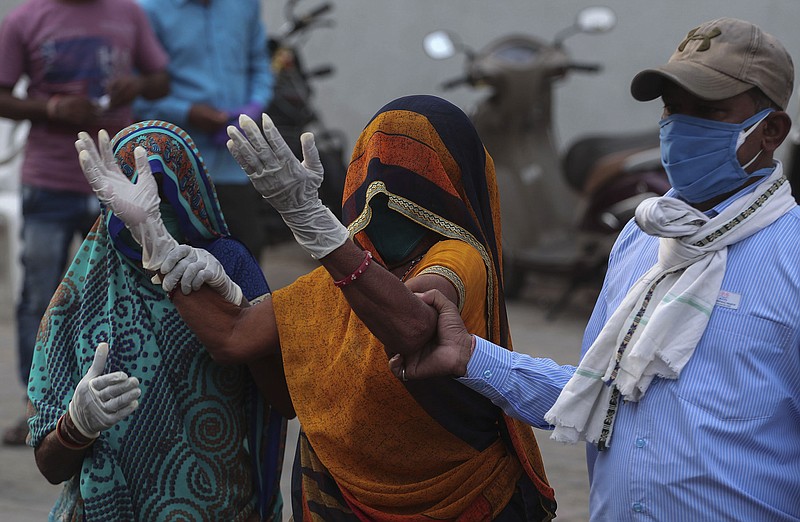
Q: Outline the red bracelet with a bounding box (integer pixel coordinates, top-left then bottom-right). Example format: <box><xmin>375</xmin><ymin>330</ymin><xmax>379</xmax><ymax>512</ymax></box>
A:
<box><xmin>334</xmin><ymin>250</ymin><xmax>373</xmax><ymax>288</ymax></box>
<box><xmin>55</xmin><ymin>414</ymin><xmax>94</xmax><ymax>451</ymax></box>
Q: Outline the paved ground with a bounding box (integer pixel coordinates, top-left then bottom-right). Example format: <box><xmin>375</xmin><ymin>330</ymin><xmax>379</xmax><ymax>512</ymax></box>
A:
<box><xmin>0</xmin><ymin>241</ymin><xmax>595</xmax><ymax>521</ymax></box>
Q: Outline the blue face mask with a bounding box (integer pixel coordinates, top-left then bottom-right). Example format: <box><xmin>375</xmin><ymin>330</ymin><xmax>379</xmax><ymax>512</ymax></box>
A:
<box><xmin>659</xmin><ymin>108</ymin><xmax>773</xmax><ymax>203</ymax></box>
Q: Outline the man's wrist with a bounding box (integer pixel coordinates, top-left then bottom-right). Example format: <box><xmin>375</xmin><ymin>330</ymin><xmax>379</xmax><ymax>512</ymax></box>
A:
<box><xmin>456</xmin><ymin>334</ymin><xmax>476</xmax><ymax>377</ymax></box>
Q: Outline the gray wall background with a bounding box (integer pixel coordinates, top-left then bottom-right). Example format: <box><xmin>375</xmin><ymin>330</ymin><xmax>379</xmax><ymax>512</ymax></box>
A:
<box><xmin>3</xmin><ymin>0</ymin><xmax>800</xmax><ymax>161</ymax></box>
<box><xmin>259</xmin><ymin>0</ymin><xmax>800</xmax><ymax>163</ymax></box>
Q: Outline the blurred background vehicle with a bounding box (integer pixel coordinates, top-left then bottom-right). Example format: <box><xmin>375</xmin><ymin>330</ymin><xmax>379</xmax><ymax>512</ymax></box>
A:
<box><xmin>424</xmin><ymin>7</ymin><xmax>670</xmax><ymax>314</ymax></box>
<box><xmin>263</xmin><ymin>0</ymin><xmax>347</xmax><ymax>245</ymax></box>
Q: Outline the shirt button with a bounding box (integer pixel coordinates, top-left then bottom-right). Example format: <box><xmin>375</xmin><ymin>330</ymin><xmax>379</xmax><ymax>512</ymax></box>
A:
<box><xmin>635</xmin><ymin>437</ymin><xmax>646</xmax><ymax>448</ymax></box>
<box><xmin>483</xmin><ymin>370</ymin><xmax>492</xmax><ymax>379</ymax></box>
<box><xmin>632</xmin><ymin>502</ymin><xmax>644</xmax><ymax>513</ymax></box>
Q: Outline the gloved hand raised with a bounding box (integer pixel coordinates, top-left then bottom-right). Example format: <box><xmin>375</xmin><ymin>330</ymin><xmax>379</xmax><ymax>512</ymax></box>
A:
<box><xmin>68</xmin><ymin>343</ymin><xmax>141</xmax><ymax>439</ymax></box>
<box><xmin>161</xmin><ymin>245</ymin><xmax>244</xmax><ymax>305</ymax></box>
<box><xmin>75</xmin><ymin>130</ymin><xmax>178</xmax><ymax>272</ymax></box>
<box><xmin>226</xmin><ymin>113</ymin><xmax>349</xmax><ymax>259</ymax></box>
<box><xmin>76</xmin><ymin>130</ymin><xmax>244</xmax><ymax>305</ymax></box>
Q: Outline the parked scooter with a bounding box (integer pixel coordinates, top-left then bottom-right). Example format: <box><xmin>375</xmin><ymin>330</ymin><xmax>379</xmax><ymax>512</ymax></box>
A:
<box><xmin>786</xmin><ymin>95</ymin><xmax>800</xmax><ymax>204</ymax></box>
<box><xmin>263</xmin><ymin>0</ymin><xmax>347</xmax><ymax>244</ymax></box>
<box><xmin>424</xmin><ymin>7</ymin><xmax>669</xmax><ymax>313</ymax></box>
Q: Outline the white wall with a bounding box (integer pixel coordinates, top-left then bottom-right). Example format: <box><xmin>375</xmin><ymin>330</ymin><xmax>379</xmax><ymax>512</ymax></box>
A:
<box><xmin>2</xmin><ymin>0</ymin><xmax>800</xmax><ymax>160</ymax></box>
<box><xmin>260</xmin><ymin>0</ymin><xmax>800</xmax><ymax>162</ymax></box>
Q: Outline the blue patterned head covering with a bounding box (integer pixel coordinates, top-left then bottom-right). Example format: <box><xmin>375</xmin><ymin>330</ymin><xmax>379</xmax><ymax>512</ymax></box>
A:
<box><xmin>107</xmin><ymin>120</ymin><xmax>229</xmax><ymax>262</ymax></box>
<box><xmin>27</xmin><ymin>121</ymin><xmax>279</xmax><ymax>520</ymax></box>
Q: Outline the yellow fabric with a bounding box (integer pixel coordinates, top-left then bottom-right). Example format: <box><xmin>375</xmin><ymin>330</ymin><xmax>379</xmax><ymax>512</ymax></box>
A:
<box><xmin>411</xmin><ymin>240</ymin><xmax>485</xmax><ymax>324</ymax></box>
<box><xmin>277</xmin><ymin>96</ymin><xmax>555</xmax><ymax>519</ymax></box>
<box><xmin>274</xmin><ymin>241</ymin><xmax>520</xmax><ymax>519</ymax></box>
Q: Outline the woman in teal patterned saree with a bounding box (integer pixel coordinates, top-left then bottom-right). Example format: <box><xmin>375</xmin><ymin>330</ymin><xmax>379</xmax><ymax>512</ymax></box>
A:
<box><xmin>27</xmin><ymin>121</ymin><xmax>286</xmax><ymax>521</ymax></box>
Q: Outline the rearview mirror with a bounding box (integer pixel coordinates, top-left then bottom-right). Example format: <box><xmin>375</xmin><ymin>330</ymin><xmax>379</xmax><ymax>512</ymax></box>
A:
<box><xmin>576</xmin><ymin>6</ymin><xmax>617</xmax><ymax>34</ymax></box>
<box><xmin>423</xmin><ymin>31</ymin><xmax>457</xmax><ymax>60</ymax></box>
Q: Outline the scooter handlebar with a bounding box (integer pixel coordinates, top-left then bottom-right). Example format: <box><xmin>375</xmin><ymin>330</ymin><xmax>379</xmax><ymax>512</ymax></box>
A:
<box><xmin>306</xmin><ymin>64</ymin><xmax>335</xmax><ymax>79</ymax></box>
<box><xmin>440</xmin><ymin>76</ymin><xmax>471</xmax><ymax>90</ymax></box>
<box><xmin>567</xmin><ymin>62</ymin><xmax>603</xmax><ymax>73</ymax></box>
<box><xmin>289</xmin><ymin>3</ymin><xmax>333</xmax><ymax>35</ymax></box>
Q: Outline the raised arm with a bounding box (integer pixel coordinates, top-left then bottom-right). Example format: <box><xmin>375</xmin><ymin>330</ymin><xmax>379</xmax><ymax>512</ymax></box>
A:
<box><xmin>226</xmin><ymin>114</ymin><xmax>442</xmax><ymax>354</ymax></box>
<box><xmin>74</xmin><ymin>131</ymin><xmax>279</xmax><ymax>363</ymax></box>
<box><xmin>169</xmin><ymin>286</ymin><xmax>281</xmax><ymax>364</ymax></box>
<box><xmin>74</xmin><ymin>130</ymin><xmax>243</xmax><ymax>304</ymax></box>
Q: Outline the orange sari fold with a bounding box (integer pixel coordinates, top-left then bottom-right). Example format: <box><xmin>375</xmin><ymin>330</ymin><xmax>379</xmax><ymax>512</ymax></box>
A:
<box><xmin>275</xmin><ymin>95</ymin><xmax>556</xmax><ymax>520</ymax></box>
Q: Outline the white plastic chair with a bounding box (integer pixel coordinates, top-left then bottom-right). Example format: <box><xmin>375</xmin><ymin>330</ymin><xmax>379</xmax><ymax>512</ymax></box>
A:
<box><xmin>0</xmin><ymin>117</ymin><xmax>26</xmax><ymax>316</ymax></box>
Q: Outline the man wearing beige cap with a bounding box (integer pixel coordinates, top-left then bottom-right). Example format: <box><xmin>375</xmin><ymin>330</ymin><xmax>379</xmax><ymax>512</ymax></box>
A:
<box><xmin>385</xmin><ymin>17</ymin><xmax>800</xmax><ymax>521</ymax></box>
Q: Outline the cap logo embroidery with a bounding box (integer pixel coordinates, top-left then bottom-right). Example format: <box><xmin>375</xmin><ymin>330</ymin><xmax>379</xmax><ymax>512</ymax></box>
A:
<box><xmin>678</xmin><ymin>27</ymin><xmax>722</xmax><ymax>52</ymax></box>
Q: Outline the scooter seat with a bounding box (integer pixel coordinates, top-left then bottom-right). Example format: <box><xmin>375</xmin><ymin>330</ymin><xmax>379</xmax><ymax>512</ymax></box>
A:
<box><xmin>562</xmin><ymin>131</ymin><xmax>659</xmax><ymax>192</ymax></box>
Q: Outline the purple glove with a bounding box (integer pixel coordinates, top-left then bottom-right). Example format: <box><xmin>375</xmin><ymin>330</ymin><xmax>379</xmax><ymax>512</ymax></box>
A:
<box><xmin>212</xmin><ymin>102</ymin><xmax>264</xmax><ymax>145</ymax></box>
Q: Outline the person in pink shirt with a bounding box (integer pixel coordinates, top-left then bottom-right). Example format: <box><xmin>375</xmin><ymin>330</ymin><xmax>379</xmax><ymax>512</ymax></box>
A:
<box><xmin>0</xmin><ymin>0</ymin><xmax>169</xmax><ymax>445</ymax></box>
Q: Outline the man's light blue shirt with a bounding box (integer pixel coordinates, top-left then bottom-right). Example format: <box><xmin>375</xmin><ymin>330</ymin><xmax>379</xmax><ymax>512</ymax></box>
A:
<box><xmin>460</xmin><ymin>173</ymin><xmax>800</xmax><ymax>521</ymax></box>
<box><xmin>134</xmin><ymin>0</ymin><xmax>273</xmax><ymax>185</ymax></box>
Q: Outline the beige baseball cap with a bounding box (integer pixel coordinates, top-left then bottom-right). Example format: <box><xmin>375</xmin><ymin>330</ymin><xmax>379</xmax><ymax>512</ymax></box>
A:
<box><xmin>630</xmin><ymin>18</ymin><xmax>794</xmax><ymax>110</ymax></box>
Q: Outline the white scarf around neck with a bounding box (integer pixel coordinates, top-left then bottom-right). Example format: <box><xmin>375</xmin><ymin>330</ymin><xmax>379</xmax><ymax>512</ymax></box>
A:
<box><xmin>544</xmin><ymin>164</ymin><xmax>796</xmax><ymax>449</ymax></box>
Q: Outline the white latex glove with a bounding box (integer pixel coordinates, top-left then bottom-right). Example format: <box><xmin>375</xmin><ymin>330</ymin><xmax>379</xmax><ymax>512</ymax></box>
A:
<box><xmin>75</xmin><ymin>130</ymin><xmax>178</xmax><ymax>272</ymax></box>
<box><xmin>226</xmin><ymin>113</ymin><xmax>349</xmax><ymax>259</ymax></box>
<box><xmin>161</xmin><ymin>244</ymin><xmax>243</xmax><ymax>305</ymax></box>
<box><xmin>68</xmin><ymin>342</ymin><xmax>141</xmax><ymax>439</ymax></box>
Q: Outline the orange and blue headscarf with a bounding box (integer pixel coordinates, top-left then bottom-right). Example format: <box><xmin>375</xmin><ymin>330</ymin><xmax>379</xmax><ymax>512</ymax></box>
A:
<box><xmin>343</xmin><ymin>94</ymin><xmax>509</xmax><ymax>347</ymax></box>
<box><xmin>108</xmin><ymin>120</ymin><xmax>229</xmax><ymax>261</ymax></box>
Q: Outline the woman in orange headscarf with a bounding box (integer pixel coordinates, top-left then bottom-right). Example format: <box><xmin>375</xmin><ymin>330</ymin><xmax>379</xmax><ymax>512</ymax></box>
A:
<box><xmin>78</xmin><ymin>95</ymin><xmax>557</xmax><ymax>520</ymax></box>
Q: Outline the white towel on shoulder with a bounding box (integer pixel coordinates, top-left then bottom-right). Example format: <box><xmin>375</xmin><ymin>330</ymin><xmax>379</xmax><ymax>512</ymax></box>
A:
<box><xmin>544</xmin><ymin>165</ymin><xmax>796</xmax><ymax>447</ymax></box>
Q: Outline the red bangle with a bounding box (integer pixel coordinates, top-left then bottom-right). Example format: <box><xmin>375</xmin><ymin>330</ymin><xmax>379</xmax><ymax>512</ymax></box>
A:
<box><xmin>334</xmin><ymin>250</ymin><xmax>372</xmax><ymax>288</ymax></box>
<box><xmin>55</xmin><ymin>415</ymin><xmax>94</xmax><ymax>450</ymax></box>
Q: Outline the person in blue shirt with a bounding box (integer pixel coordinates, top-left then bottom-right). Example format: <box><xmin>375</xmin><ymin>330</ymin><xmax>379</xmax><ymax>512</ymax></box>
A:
<box><xmin>388</xmin><ymin>17</ymin><xmax>800</xmax><ymax>522</ymax></box>
<box><xmin>133</xmin><ymin>0</ymin><xmax>273</xmax><ymax>259</ymax></box>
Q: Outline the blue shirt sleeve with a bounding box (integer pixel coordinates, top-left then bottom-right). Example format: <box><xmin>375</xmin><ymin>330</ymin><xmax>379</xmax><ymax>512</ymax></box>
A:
<box><xmin>457</xmin><ymin>336</ymin><xmax>576</xmax><ymax>429</ymax></box>
<box><xmin>246</xmin><ymin>12</ymin><xmax>273</xmax><ymax>108</ymax></box>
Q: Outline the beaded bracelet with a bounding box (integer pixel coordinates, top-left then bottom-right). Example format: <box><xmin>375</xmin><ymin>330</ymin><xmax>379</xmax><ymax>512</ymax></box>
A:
<box><xmin>334</xmin><ymin>250</ymin><xmax>373</xmax><ymax>288</ymax></box>
<box><xmin>55</xmin><ymin>414</ymin><xmax>95</xmax><ymax>451</ymax></box>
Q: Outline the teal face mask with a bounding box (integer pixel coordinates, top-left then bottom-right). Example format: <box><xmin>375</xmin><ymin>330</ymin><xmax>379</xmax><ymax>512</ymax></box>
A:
<box><xmin>365</xmin><ymin>195</ymin><xmax>428</xmax><ymax>266</ymax></box>
<box><xmin>159</xmin><ymin>203</ymin><xmax>183</xmax><ymax>241</ymax></box>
